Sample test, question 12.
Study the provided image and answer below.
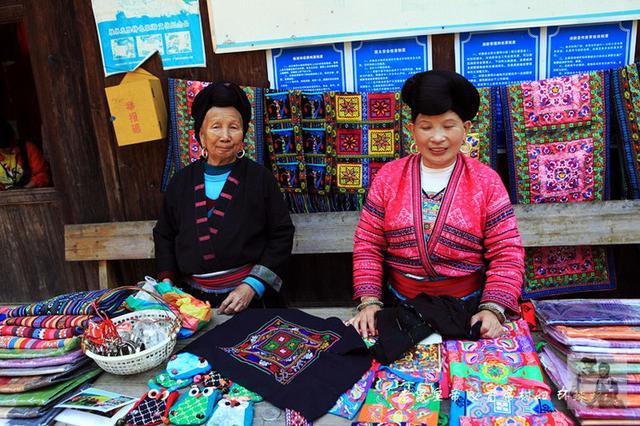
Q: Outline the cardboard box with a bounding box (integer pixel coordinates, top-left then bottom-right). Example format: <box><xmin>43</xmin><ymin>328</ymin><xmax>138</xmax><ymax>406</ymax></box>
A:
<box><xmin>105</xmin><ymin>68</ymin><xmax>167</xmax><ymax>146</ymax></box>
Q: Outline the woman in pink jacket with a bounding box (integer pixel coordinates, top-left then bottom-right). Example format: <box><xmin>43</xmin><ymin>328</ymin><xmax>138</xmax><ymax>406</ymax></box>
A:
<box><xmin>349</xmin><ymin>71</ymin><xmax>524</xmax><ymax>340</ymax></box>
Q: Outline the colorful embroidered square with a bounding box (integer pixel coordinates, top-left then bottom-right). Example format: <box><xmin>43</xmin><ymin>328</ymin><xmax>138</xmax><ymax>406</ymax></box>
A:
<box><xmin>163</xmin><ymin>78</ymin><xmax>264</xmax><ymax>190</ymax></box>
<box><xmin>357</xmin><ymin>369</ymin><xmax>440</xmax><ymax>425</ymax></box>
<box><xmin>503</xmin><ymin>71</ymin><xmax>614</xmax><ymax>298</ymax></box>
<box><xmin>220</xmin><ymin>316</ymin><xmax>340</xmax><ymax>385</ymax></box>
<box><xmin>329</xmin><ymin>360</ymin><xmax>379</xmax><ymax>419</ymax></box>
<box><xmin>613</xmin><ymin>63</ymin><xmax>640</xmax><ymax>198</ymax></box>
<box><xmin>446</xmin><ymin>320</ymin><xmax>545</xmax><ymax>387</ymax></box>
<box><xmin>449</xmin><ymin>389</ymin><xmax>554</xmax><ymax>426</ymax></box>
<box><xmin>523</xmin><ymin>245</ymin><xmax>614</xmax><ymax>299</ymax></box>
<box><xmin>332</xmin><ymin>92</ymin><xmax>401</xmax><ymax>193</ymax></box>
<box><xmin>401</xmin><ymin>87</ymin><xmax>497</xmax><ymax>167</ymax></box>
<box><xmin>389</xmin><ymin>343</ymin><xmax>442</xmax><ymax>383</ymax></box>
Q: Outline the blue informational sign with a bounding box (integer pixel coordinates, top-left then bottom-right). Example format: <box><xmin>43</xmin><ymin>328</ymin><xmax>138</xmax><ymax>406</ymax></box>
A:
<box><xmin>352</xmin><ymin>37</ymin><xmax>429</xmax><ymax>92</ymax></box>
<box><xmin>458</xmin><ymin>29</ymin><xmax>541</xmax><ymax>88</ymax></box>
<box><xmin>93</xmin><ymin>0</ymin><xmax>206</xmax><ymax>76</ymax></box>
<box><xmin>270</xmin><ymin>44</ymin><xmax>346</xmax><ymax>91</ymax></box>
<box><xmin>547</xmin><ymin>22</ymin><xmax>635</xmax><ymax>78</ymax></box>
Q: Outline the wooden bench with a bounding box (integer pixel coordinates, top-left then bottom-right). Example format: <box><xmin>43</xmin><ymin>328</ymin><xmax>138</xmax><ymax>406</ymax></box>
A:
<box><xmin>65</xmin><ymin>200</ymin><xmax>640</xmax><ymax>289</ymax></box>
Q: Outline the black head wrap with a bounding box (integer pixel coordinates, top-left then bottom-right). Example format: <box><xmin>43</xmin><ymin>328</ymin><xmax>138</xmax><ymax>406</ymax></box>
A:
<box><xmin>401</xmin><ymin>70</ymin><xmax>480</xmax><ymax>122</ymax></box>
<box><xmin>191</xmin><ymin>81</ymin><xmax>251</xmax><ymax>142</ymax></box>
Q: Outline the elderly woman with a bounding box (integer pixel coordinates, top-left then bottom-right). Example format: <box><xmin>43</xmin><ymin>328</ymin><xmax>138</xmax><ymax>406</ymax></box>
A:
<box><xmin>154</xmin><ymin>82</ymin><xmax>295</xmax><ymax>314</ymax></box>
<box><xmin>349</xmin><ymin>70</ymin><xmax>524</xmax><ymax>340</ymax></box>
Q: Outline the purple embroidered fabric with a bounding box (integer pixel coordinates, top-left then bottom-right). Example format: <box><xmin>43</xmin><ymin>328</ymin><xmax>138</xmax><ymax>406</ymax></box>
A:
<box><xmin>533</xmin><ymin>299</ymin><xmax>640</xmax><ymax>326</ymax></box>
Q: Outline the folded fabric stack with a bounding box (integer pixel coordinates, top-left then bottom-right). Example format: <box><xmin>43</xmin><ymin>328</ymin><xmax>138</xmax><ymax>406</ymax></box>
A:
<box><xmin>535</xmin><ymin>299</ymin><xmax>640</xmax><ymax>425</ymax></box>
<box><xmin>445</xmin><ymin>319</ymin><xmax>576</xmax><ymax>425</ymax></box>
<box><xmin>0</xmin><ymin>289</ymin><xmax>128</xmax><ymax>425</ymax></box>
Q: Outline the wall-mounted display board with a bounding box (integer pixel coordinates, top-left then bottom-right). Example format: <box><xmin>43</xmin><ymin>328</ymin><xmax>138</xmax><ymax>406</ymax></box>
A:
<box><xmin>206</xmin><ymin>0</ymin><xmax>640</xmax><ymax>53</ymax></box>
<box><xmin>455</xmin><ymin>29</ymin><xmax>540</xmax><ymax>88</ymax></box>
<box><xmin>455</xmin><ymin>21</ymin><xmax>637</xmax><ymax>87</ymax></box>
<box><xmin>92</xmin><ymin>0</ymin><xmax>205</xmax><ymax>76</ymax></box>
<box><xmin>351</xmin><ymin>36</ymin><xmax>431</xmax><ymax>92</ymax></box>
<box><xmin>267</xmin><ymin>36</ymin><xmax>432</xmax><ymax>92</ymax></box>
<box><xmin>266</xmin><ymin>44</ymin><xmax>347</xmax><ymax>91</ymax></box>
<box><xmin>546</xmin><ymin>21</ymin><xmax>637</xmax><ymax>77</ymax></box>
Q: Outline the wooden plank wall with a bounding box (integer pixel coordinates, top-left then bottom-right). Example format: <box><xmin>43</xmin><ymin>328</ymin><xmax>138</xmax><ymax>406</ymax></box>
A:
<box><xmin>2</xmin><ymin>0</ymin><xmax>639</xmax><ymax>302</ymax></box>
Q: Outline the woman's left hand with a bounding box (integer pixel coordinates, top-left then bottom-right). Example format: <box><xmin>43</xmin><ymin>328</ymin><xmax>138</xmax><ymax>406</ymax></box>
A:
<box><xmin>470</xmin><ymin>310</ymin><xmax>504</xmax><ymax>339</ymax></box>
<box><xmin>218</xmin><ymin>284</ymin><xmax>256</xmax><ymax>315</ymax></box>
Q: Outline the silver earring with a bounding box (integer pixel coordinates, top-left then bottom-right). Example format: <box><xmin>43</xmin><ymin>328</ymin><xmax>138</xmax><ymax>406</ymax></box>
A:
<box><xmin>236</xmin><ymin>149</ymin><xmax>246</xmax><ymax>159</ymax></box>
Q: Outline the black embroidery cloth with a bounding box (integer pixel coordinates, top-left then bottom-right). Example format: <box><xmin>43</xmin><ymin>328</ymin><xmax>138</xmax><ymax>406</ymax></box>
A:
<box><xmin>372</xmin><ymin>293</ymin><xmax>482</xmax><ymax>364</ymax></box>
<box><xmin>183</xmin><ymin>308</ymin><xmax>371</xmax><ymax>420</ymax></box>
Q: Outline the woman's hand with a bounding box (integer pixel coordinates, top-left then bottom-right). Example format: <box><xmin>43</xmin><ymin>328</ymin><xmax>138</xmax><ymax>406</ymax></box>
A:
<box><xmin>218</xmin><ymin>284</ymin><xmax>256</xmax><ymax>315</ymax></box>
<box><xmin>346</xmin><ymin>298</ymin><xmax>382</xmax><ymax>338</ymax></box>
<box><xmin>470</xmin><ymin>310</ymin><xmax>504</xmax><ymax>339</ymax></box>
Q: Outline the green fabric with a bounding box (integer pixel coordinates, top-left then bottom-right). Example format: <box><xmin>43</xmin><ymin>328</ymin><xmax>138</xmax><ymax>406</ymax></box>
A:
<box><xmin>449</xmin><ymin>362</ymin><xmax>544</xmax><ymax>384</ymax></box>
<box><xmin>227</xmin><ymin>383</ymin><xmax>263</xmax><ymax>402</ymax></box>
<box><xmin>0</xmin><ymin>368</ymin><xmax>101</xmax><ymax>406</ymax></box>
<box><xmin>0</xmin><ymin>345</ymin><xmax>77</xmax><ymax>359</ymax></box>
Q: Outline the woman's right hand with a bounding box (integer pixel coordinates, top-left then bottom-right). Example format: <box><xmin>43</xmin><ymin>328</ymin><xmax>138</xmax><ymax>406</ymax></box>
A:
<box><xmin>346</xmin><ymin>302</ymin><xmax>382</xmax><ymax>338</ymax></box>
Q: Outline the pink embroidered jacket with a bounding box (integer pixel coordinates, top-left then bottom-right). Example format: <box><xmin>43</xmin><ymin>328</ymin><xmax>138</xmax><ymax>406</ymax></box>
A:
<box><xmin>353</xmin><ymin>153</ymin><xmax>524</xmax><ymax>314</ymax></box>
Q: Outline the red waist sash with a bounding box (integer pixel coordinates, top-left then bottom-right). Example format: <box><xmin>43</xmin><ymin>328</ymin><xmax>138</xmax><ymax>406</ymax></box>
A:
<box><xmin>190</xmin><ymin>264</ymin><xmax>253</xmax><ymax>292</ymax></box>
<box><xmin>389</xmin><ymin>269</ymin><xmax>482</xmax><ymax>299</ymax></box>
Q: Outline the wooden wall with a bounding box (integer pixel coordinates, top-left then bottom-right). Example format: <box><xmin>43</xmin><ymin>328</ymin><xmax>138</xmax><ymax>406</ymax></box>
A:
<box><xmin>1</xmin><ymin>0</ymin><xmax>639</xmax><ymax>303</ymax></box>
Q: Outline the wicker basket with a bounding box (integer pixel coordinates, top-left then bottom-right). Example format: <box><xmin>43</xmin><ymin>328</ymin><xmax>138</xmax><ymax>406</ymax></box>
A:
<box><xmin>82</xmin><ymin>286</ymin><xmax>182</xmax><ymax>376</ymax></box>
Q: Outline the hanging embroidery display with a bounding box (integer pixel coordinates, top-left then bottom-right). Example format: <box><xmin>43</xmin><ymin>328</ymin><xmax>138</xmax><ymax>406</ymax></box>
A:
<box><xmin>613</xmin><ymin>62</ymin><xmax>640</xmax><ymax>198</ymax></box>
<box><xmin>265</xmin><ymin>91</ymin><xmax>307</xmax><ymax>195</ymax></box>
<box><xmin>502</xmin><ymin>71</ymin><xmax>615</xmax><ymax>298</ymax></box>
<box><xmin>221</xmin><ymin>316</ymin><xmax>340</xmax><ymax>385</ymax></box>
<box><xmin>162</xmin><ymin>79</ymin><xmax>265</xmax><ymax>190</ymax></box>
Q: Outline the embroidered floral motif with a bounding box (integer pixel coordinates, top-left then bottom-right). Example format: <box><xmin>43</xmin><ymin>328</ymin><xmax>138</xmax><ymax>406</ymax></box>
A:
<box><xmin>368</xmin><ymin>129</ymin><xmax>395</xmax><ymax>155</ymax></box>
<box><xmin>221</xmin><ymin>317</ymin><xmax>340</xmax><ymax>385</ymax></box>
<box><xmin>522</xmin><ymin>74</ymin><xmax>592</xmax><ymax>129</ymax></box>
<box><xmin>527</xmin><ymin>138</ymin><xmax>595</xmax><ymax>203</ymax></box>
<box><xmin>337</xmin><ymin>163</ymin><xmax>363</xmax><ymax>189</ymax></box>
<box><xmin>336</xmin><ymin>95</ymin><xmax>362</xmax><ymax>121</ymax></box>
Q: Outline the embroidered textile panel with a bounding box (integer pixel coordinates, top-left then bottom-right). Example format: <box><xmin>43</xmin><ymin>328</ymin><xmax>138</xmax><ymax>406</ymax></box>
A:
<box><xmin>357</xmin><ymin>368</ymin><xmax>440</xmax><ymax>425</ymax></box>
<box><xmin>400</xmin><ymin>87</ymin><xmax>498</xmax><ymax>168</ymax></box>
<box><xmin>613</xmin><ymin>62</ymin><xmax>640</xmax><ymax>199</ymax></box>
<box><xmin>220</xmin><ymin>316</ymin><xmax>340</xmax><ymax>385</ymax></box>
<box><xmin>502</xmin><ymin>71</ymin><xmax>615</xmax><ymax>298</ymax></box>
<box><xmin>265</xmin><ymin>91</ymin><xmax>307</xmax><ymax>194</ymax></box>
<box><xmin>331</xmin><ymin>92</ymin><xmax>402</xmax><ymax>193</ymax></box>
<box><xmin>162</xmin><ymin>78</ymin><xmax>265</xmax><ymax>191</ymax></box>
